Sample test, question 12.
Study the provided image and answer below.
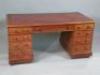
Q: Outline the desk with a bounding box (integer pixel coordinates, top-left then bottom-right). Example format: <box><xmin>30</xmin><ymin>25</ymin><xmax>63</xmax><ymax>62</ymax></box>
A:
<box><xmin>7</xmin><ymin>12</ymin><xmax>95</xmax><ymax>65</ymax></box>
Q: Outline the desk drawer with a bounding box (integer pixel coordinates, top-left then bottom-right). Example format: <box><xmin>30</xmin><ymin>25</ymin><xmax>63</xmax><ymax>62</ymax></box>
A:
<box><xmin>32</xmin><ymin>25</ymin><xmax>74</xmax><ymax>32</ymax></box>
<box><xmin>9</xmin><ymin>34</ymin><xmax>32</xmax><ymax>42</ymax></box>
<box><xmin>9</xmin><ymin>41</ymin><xmax>32</xmax><ymax>50</ymax></box>
<box><xmin>8</xmin><ymin>27</ymin><xmax>32</xmax><ymax>34</ymax></box>
<box><xmin>75</xmin><ymin>24</ymin><xmax>94</xmax><ymax>30</ymax></box>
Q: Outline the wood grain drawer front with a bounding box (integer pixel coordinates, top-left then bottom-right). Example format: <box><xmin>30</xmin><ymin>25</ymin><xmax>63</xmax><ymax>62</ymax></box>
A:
<box><xmin>40</xmin><ymin>26</ymin><xmax>68</xmax><ymax>32</ymax></box>
<box><xmin>9</xmin><ymin>41</ymin><xmax>32</xmax><ymax>50</ymax></box>
<box><xmin>8</xmin><ymin>27</ymin><xmax>32</xmax><ymax>34</ymax></box>
<box><xmin>72</xmin><ymin>38</ymin><xmax>92</xmax><ymax>45</ymax></box>
<box><xmin>9</xmin><ymin>35</ymin><xmax>32</xmax><ymax>42</ymax></box>
<box><xmin>73</xmin><ymin>31</ymin><xmax>93</xmax><ymax>38</ymax></box>
<box><xmin>70</xmin><ymin>45</ymin><xmax>91</xmax><ymax>54</ymax></box>
<box><xmin>75</xmin><ymin>24</ymin><xmax>94</xmax><ymax>30</ymax></box>
<box><xmin>32</xmin><ymin>25</ymin><xmax>74</xmax><ymax>32</ymax></box>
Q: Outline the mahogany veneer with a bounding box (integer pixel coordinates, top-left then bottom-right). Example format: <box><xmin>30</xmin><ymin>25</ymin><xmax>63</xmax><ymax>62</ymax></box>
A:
<box><xmin>7</xmin><ymin>12</ymin><xmax>95</xmax><ymax>65</ymax></box>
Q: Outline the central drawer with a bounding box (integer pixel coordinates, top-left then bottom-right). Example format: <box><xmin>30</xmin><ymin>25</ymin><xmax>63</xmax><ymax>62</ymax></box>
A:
<box><xmin>32</xmin><ymin>25</ymin><xmax>75</xmax><ymax>32</ymax></box>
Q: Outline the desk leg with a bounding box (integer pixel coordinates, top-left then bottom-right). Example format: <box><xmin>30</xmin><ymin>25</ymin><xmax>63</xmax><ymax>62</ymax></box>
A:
<box><xmin>8</xmin><ymin>34</ymin><xmax>33</xmax><ymax>65</ymax></box>
<box><xmin>60</xmin><ymin>30</ymin><xmax>93</xmax><ymax>59</ymax></box>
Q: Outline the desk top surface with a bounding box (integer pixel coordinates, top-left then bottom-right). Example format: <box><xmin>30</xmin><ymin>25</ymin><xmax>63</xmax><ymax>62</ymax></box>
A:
<box><xmin>7</xmin><ymin>12</ymin><xmax>94</xmax><ymax>27</ymax></box>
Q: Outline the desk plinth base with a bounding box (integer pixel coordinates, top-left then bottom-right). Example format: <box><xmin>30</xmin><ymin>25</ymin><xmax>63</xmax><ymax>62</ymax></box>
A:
<box><xmin>9</xmin><ymin>59</ymin><xmax>33</xmax><ymax>65</ymax></box>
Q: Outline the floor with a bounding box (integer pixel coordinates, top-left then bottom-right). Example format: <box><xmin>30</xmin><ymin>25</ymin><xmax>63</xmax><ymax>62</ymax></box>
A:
<box><xmin>0</xmin><ymin>24</ymin><xmax>100</xmax><ymax>75</ymax></box>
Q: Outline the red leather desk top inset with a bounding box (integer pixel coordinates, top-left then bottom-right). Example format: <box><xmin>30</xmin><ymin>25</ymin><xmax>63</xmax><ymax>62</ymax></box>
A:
<box><xmin>7</xmin><ymin>12</ymin><xmax>94</xmax><ymax>27</ymax></box>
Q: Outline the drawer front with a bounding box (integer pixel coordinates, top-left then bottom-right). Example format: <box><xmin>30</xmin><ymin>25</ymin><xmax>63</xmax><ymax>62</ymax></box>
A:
<box><xmin>73</xmin><ymin>31</ymin><xmax>93</xmax><ymax>38</ymax></box>
<box><xmin>32</xmin><ymin>25</ymin><xmax>74</xmax><ymax>32</ymax></box>
<box><xmin>8</xmin><ymin>27</ymin><xmax>32</xmax><ymax>34</ymax></box>
<box><xmin>9</xmin><ymin>41</ymin><xmax>32</xmax><ymax>50</ymax></box>
<box><xmin>75</xmin><ymin>24</ymin><xmax>95</xmax><ymax>30</ymax></box>
<box><xmin>71</xmin><ymin>44</ymin><xmax>91</xmax><ymax>53</ymax></box>
<box><xmin>9</xmin><ymin>34</ymin><xmax>32</xmax><ymax>42</ymax></box>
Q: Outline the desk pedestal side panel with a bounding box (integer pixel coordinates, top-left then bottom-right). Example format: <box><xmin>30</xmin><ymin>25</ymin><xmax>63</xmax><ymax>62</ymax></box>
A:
<box><xmin>8</xmin><ymin>28</ymin><xmax>33</xmax><ymax>65</ymax></box>
<box><xmin>60</xmin><ymin>30</ymin><xmax>94</xmax><ymax>59</ymax></box>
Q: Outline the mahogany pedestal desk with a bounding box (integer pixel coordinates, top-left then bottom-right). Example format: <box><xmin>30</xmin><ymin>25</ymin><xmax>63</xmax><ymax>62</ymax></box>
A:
<box><xmin>7</xmin><ymin>12</ymin><xmax>95</xmax><ymax>65</ymax></box>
